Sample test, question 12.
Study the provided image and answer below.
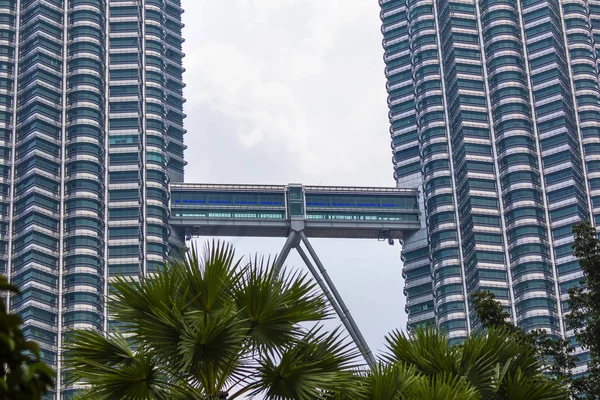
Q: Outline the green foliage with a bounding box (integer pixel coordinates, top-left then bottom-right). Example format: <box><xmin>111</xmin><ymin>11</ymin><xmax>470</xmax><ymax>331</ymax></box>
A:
<box><xmin>65</xmin><ymin>241</ymin><xmax>362</xmax><ymax>400</ymax></box>
<box><xmin>63</xmin><ymin>239</ymin><xmax>578</xmax><ymax>399</ymax></box>
<box><xmin>250</xmin><ymin>327</ymin><xmax>360</xmax><ymax>400</ymax></box>
<box><xmin>366</xmin><ymin>327</ymin><xmax>568</xmax><ymax>400</ymax></box>
<box><xmin>472</xmin><ymin>290</ymin><xmax>575</xmax><ymax>386</ymax></box>
<box><xmin>568</xmin><ymin>222</ymin><xmax>600</xmax><ymax>397</ymax></box>
<box><xmin>0</xmin><ymin>276</ymin><xmax>54</xmax><ymax>399</ymax></box>
<box><xmin>471</xmin><ymin>291</ymin><xmax>512</xmax><ymax>329</ymax></box>
<box><xmin>472</xmin><ymin>222</ymin><xmax>600</xmax><ymax>398</ymax></box>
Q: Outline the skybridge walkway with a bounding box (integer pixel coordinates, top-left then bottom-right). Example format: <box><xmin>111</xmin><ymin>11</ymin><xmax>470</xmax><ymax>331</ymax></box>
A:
<box><xmin>168</xmin><ymin>183</ymin><xmax>420</xmax><ymax>239</ymax></box>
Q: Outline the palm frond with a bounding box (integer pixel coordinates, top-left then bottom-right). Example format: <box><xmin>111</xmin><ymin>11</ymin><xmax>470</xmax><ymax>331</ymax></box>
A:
<box><xmin>362</xmin><ymin>362</ymin><xmax>419</xmax><ymax>400</ymax></box>
<box><xmin>78</xmin><ymin>354</ymin><xmax>175</xmax><ymax>400</ymax></box>
<box><xmin>232</xmin><ymin>257</ymin><xmax>330</xmax><ymax>349</ymax></box>
<box><xmin>402</xmin><ymin>373</ymin><xmax>481</xmax><ymax>400</ymax></box>
<box><xmin>383</xmin><ymin>326</ymin><xmax>568</xmax><ymax>399</ymax></box>
<box><xmin>178</xmin><ymin>306</ymin><xmax>247</xmax><ymax>394</ymax></box>
<box><xmin>0</xmin><ymin>275</ymin><xmax>19</xmax><ymax>294</ymax></box>
<box><xmin>384</xmin><ymin>326</ymin><xmax>459</xmax><ymax>377</ymax></box>
<box><xmin>64</xmin><ymin>330</ymin><xmax>134</xmax><ymax>381</ymax></box>
<box><xmin>502</xmin><ymin>368</ymin><xmax>569</xmax><ymax>400</ymax></box>
<box><xmin>64</xmin><ymin>331</ymin><xmax>183</xmax><ymax>399</ymax></box>
<box><xmin>248</xmin><ymin>326</ymin><xmax>363</xmax><ymax>400</ymax></box>
<box><xmin>184</xmin><ymin>240</ymin><xmax>242</xmax><ymax>313</ymax></box>
<box><xmin>109</xmin><ymin>265</ymin><xmax>185</xmax><ymax>366</ymax></box>
<box><xmin>457</xmin><ymin>327</ymin><xmax>517</xmax><ymax>397</ymax></box>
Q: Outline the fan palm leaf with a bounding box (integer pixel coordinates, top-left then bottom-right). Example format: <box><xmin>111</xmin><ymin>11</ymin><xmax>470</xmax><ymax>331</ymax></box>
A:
<box><xmin>65</xmin><ymin>240</ymin><xmax>362</xmax><ymax>399</ymax></box>
<box><xmin>177</xmin><ymin>306</ymin><xmax>247</xmax><ymax>394</ymax></box>
<box><xmin>502</xmin><ymin>368</ymin><xmax>569</xmax><ymax>400</ymax></box>
<box><xmin>384</xmin><ymin>327</ymin><xmax>462</xmax><ymax>376</ymax></box>
<box><xmin>362</xmin><ymin>362</ymin><xmax>419</xmax><ymax>400</ymax></box>
<box><xmin>231</xmin><ymin>256</ymin><xmax>331</xmax><ymax>349</ymax></box>
<box><xmin>109</xmin><ymin>261</ymin><xmax>186</xmax><ymax>365</ymax></box>
<box><xmin>64</xmin><ymin>330</ymin><xmax>191</xmax><ymax>399</ymax></box>
<box><xmin>401</xmin><ymin>373</ymin><xmax>480</xmax><ymax>400</ymax></box>
<box><xmin>456</xmin><ymin>327</ymin><xmax>519</xmax><ymax>398</ymax></box>
<box><xmin>382</xmin><ymin>326</ymin><xmax>567</xmax><ymax>400</ymax></box>
<box><xmin>247</xmin><ymin>326</ymin><xmax>364</xmax><ymax>400</ymax></box>
<box><xmin>181</xmin><ymin>241</ymin><xmax>242</xmax><ymax>313</ymax></box>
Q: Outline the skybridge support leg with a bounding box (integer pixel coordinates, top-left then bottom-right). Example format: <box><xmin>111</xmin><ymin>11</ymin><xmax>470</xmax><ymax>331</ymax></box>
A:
<box><xmin>272</xmin><ymin>223</ymin><xmax>376</xmax><ymax>368</ymax></box>
<box><xmin>295</xmin><ymin>245</ymin><xmax>373</xmax><ymax>367</ymax></box>
<box><xmin>297</xmin><ymin>231</ymin><xmax>377</xmax><ymax>369</ymax></box>
<box><xmin>274</xmin><ymin>231</ymin><xmax>297</xmax><ymax>272</ymax></box>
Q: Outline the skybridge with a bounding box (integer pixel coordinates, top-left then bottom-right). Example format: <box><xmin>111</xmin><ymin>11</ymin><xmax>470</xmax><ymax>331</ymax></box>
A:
<box><xmin>168</xmin><ymin>183</ymin><xmax>420</xmax><ymax>239</ymax></box>
<box><xmin>168</xmin><ymin>182</ymin><xmax>421</xmax><ymax>368</ymax></box>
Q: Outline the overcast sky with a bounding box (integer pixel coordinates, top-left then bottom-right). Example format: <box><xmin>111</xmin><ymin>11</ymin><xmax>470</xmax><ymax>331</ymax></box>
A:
<box><xmin>180</xmin><ymin>0</ymin><xmax>407</xmax><ymax>357</ymax></box>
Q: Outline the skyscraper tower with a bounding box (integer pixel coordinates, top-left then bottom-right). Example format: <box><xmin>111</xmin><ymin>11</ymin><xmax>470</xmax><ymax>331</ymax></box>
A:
<box><xmin>0</xmin><ymin>1</ymin><xmax>186</xmax><ymax>397</ymax></box>
<box><xmin>380</xmin><ymin>0</ymin><xmax>599</xmax><ymax>373</ymax></box>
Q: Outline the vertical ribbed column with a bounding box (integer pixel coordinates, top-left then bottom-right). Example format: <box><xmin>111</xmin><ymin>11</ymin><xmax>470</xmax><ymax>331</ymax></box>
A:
<box><xmin>517</xmin><ymin>0</ymin><xmax>588</xmax><ymax>335</ymax></box>
<box><xmin>380</xmin><ymin>0</ymin><xmax>436</xmax><ymax>335</ymax></box>
<box><xmin>63</xmin><ymin>2</ymin><xmax>107</xmax><ymax>318</ymax></box>
<box><xmin>105</xmin><ymin>0</ymin><xmax>185</xmax><ymax>325</ymax></box>
<box><xmin>140</xmin><ymin>0</ymin><xmax>147</xmax><ymax>277</ymax></box>
<box><xmin>11</xmin><ymin>0</ymin><xmax>66</xmax><ymax>382</ymax></box>
<box><xmin>571</xmin><ymin>4</ymin><xmax>600</xmax><ymax>220</ymax></box>
<box><xmin>415</xmin><ymin>0</ymin><xmax>471</xmax><ymax>341</ymax></box>
<box><xmin>433</xmin><ymin>0</ymin><xmax>515</xmax><ymax>331</ymax></box>
<box><xmin>557</xmin><ymin>0</ymin><xmax>599</xmax><ymax>374</ymax></box>
<box><xmin>591</xmin><ymin>0</ymin><xmax>600</xmax><ymax>73</ymax></box>
<box><xmin>61</xmin><ymin>1</ymin><xmax>107</xmax><ymax>396</ymax></box>
<box><xmin>163</xmin><ymin>0</ymin><xmax>186</xmax><ymax>250</ymax></box>
<box><xmin>579</xmin><ymin>0</ymin><xmax>600</xmax><ymax>375</ymax></box>
<box><xmin>434</xmin><ymin>0</ymin><xmax>507</xmax><ymax>336</ymax></box>
<box><xmin>163</xmin><ymin>0</ymin><xmax>185</xmax><ymax>182</ymax></box>
<box><xmin>103</xmin><ymin>0</ymin><xmax>110</xmax><ymax>336</ymax></box>
<box><xmin>143</xmin><ymin>0</ymin><xmax>173</xmax><ymax>273</ymax></box>
<box><xmin>106</xmin><ymin>0</ymin><xmax>144</xmax><ymax>290</ymax></box>
<box><xmin>0</xmin><ymin>0</ymin><xmax>16</xmax><ymax>287</ymax></box>
<box><xmin>478</xmin><ymin>0</ymin><xmax>560</xmax><ymax>336</ymax></box>
<box><xmin>473</xmin><ymin>0</ymin><xmax>521</xmax><ymax>327</ymax></box>
<box><xmin>561</xmin><ymin>3</ymin><xmax>600</xmax><ymax>260</ymax></box>
<box><xmin>57</xmin><ymin>0</ymin><xmax>67</xmax><ymax>393</ymax></box>
<box><xmin>3</xmin><ymin>0</ymin><xmax>18</xmax><ymax>294</ymax></box>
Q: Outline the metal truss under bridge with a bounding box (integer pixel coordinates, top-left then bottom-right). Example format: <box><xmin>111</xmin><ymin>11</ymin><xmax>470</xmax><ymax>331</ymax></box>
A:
<box><xmin>168</xmin><ymin>183</ymin><xmax>421</xmax><ymax>367</ymax></box>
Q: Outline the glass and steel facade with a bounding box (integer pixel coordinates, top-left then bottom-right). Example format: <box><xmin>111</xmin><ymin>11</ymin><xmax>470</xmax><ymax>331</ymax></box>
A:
<box><xmin>171</xmin><ymin>185</ymin><xmax>420</xmax><ymax>223</ymax></box>
<box><xmin>0</xmin><ymin>0</ymin><xmax>185</xmax><ymax>397</ymax></box>
<box><xmin>380</xmin><ymin>0</ymin><xmax>600</xmax><ymax>371</ymax></box>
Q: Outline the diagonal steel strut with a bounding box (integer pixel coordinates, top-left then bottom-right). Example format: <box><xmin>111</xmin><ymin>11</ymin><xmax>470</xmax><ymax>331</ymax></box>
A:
<box><xmin>295</xmin><ymin>245</ymin><xmax>376</xmax><ymax>368</ymax></box>
<box><xmin>273</xmin><ymin>229</ymin><xmax>377</xmax><ymax>368</ymax></box>
<box><xmin>274</xmin><ymin>231</ymin><xmax>296</xmax><ymax>271</ymax></box>
<box><xmin>298</xmin><ymin>232</ymin><xmax>376</xmax><ymax>368</ymax></box>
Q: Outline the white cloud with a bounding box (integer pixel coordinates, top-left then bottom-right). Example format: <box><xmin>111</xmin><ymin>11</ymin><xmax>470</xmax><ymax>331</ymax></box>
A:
<box><xmin>182</xmin><ymin>0</ymin><xmax>394</xmax><ymax>183</ymax></box>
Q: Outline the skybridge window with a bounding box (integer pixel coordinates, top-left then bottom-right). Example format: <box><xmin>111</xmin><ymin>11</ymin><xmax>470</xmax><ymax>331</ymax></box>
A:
<box><xmin>305</xmin><ymin>194</ymin><xmax>417</xmax><ymax>210</ymax></box>
<box><xmin>171</xmin><ymin>191</ymin><xmax>285</xmax><ymax>207</ymax></box>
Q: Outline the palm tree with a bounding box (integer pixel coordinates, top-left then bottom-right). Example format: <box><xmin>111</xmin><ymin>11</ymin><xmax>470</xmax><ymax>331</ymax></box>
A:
<box><xmin>360</xmin><ymin>326</ymin><xmax>569</xmax><ymax>400</ymax></box>
<box><xmin>65</xmin><ymin>241</ymin><xmax>570</xmax><ymax>400</ymax></box>
<box><xmin>64</xmin><ymin>242</ymin><xmax>364</xmax><ymax>399</ymax></box>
